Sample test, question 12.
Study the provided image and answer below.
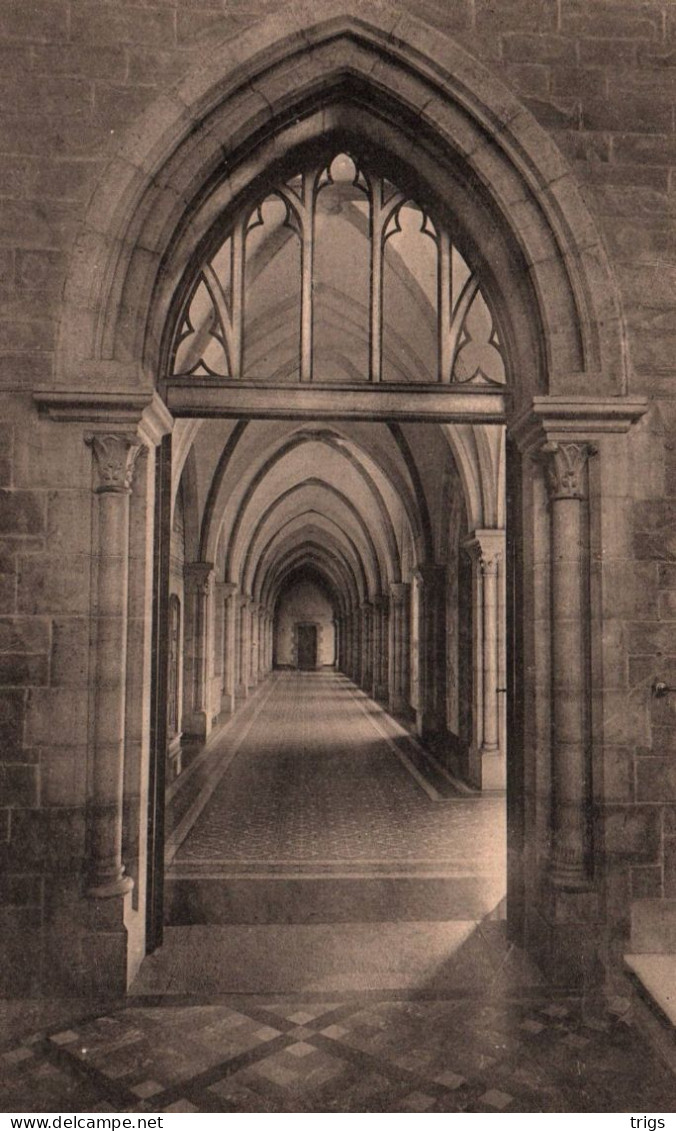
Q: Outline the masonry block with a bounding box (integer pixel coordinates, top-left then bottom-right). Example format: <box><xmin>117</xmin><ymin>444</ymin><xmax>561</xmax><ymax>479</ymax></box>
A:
<box><xmin>32</xmin><ymin>43</ymin><xmax>127</xmax><ymax>81</ymax></box>
<box><xmin>601</xmin><ymin>746</ymin><xmax>634</xmax><ymax>803</ymax></box>
<box><xmin>0</xmin><ymin>873</ymin><xmax>42</xmax><ymax>906</ymax></box>
<box><xmin>636</xmin><ymin>758</ymin><xmax>676</xmax><ymax>803</ymax></box>
<box><xmin>5</xmin><ymin>806</ymin><xmax>85</xmax><ymax>871</ymax></box>
<box><xmin>0</xmin><ymin>76</ymin><xmax>92</xmax><ymax>120</ymax></box>
<box><xmin>0</xmin><ymin>320</ymin><xmax>55</xmax><ymax>352</ymax></box>
<box><xmin>0</xmin><ymin>762</ymin><xmax>40</xmax><ymax>807</ymax></box>
<box><xmin>502</xmin><ymin>33</ymin><xmax>576</xmax><ymax>63</ymax></box>
<box><xmin>475</xmin><ymin>0</ymin><xmax>557</xmax><ymax>35</ymax></box>
<box><xmin>601</xmin><ymin>560</ymin><xmax>658</xmax><ymax>618</ymax></box>
<box><xmin>17</xmin><ymin>554</ymin><xmax>90</xmax><ymax>615</ymax></box>
<box><xmin>50</xmin><ymin>617</ymin><xmax>90</xmax><ymax>688</ymax></box>
<box><xmin>0</xmin><ymin>490</ymin><xmax>45</xmax><ymax>536</ymax></box>
<box><xmin>26</xmin><ymin>688</ymin><xmax>88</xmax><ymax>747</ymax></box>
<box><xmin>505</xmin><ymin>64</ymin><xmax>551</xmax><ymax>99</ymax></box>
<box><xmin>581</xmin><ymin>94</ymin><xmax>672</xmax><ymax>134</ymax></box>
<box><xmin>40</xmin><ymin>743</ymin><xmax>87</xmax><ymax>807</ymax></box>
<box><xmin>578</xmin><ymin>37</ymin><xmax>639</xmax><ymax>66</ymax></box>
<box><xmin>561</xmin><ymin>1</ymin><xmax>661</xmax><ymax>41</ymax></box>
<box><xmin>664</xmin><ymin>841</ymin><xmax>676</xmax><ymax>899</ymax></box>
<box><xmin>551</xmin><ymin>67</ymin><xmax>607</xmax><ymax>100</ymax></box>
<box><xmin>0</xmin><ymin>0</ymin><xmax>69</xmax><ymax>42</ymax></box>
<box><xmin>524</xmin><ymin>96</ymin><xmax>579</xmax><ymax>131</ymax></box>
<box><xmin>71</xmin><ymin>6</ymin><xmax>176</xmax><ymax>47</ymax></box>
<box><xmin>0</xmin><ymin>654</ymin><xmax>49</xmax><ymax>687</ymax></box>
<box><xmin>630</xmin><ymin>899</ymin><xmax>676</xmax><ymax>953</ymax></box>
<box><xmin>631</xmin><ymin>865</ymin><xmax>663</xmax><ymax>901</ymax></box>
<box><xmin>0</xmin><ymin>689</ymin><xmax>25</xmax><ymax>760</ymax></box>
<box><xmin>605</xmin><ymin>805</ymin><xmax>661</xmax><ymax>862</ymax></box>
<box><xmin>46</xmin><ymin>490</ymin><xmax>91</xmax><ymax>553</ymax></box>
<box><xmin>15</xmin><ymin>249</ymin><xmax>67</xmax><ymax>294</ymax></box>
<box><xmin>94</xmin><ymin>84</ymin><xmax>159</xmax><ymax>130</ymax></box>
<box><xmin>0</xmin><ymin>913</ymin><xmax>42</xmax><ymax>995</ymax></box>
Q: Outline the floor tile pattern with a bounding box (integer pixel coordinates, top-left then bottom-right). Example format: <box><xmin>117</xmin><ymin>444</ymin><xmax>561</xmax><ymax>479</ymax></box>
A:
<box><xmin>171</xmin><ymin>672</ymin><xmax>505</xmax><ymax>871</ymax></box>
<box><xmin>2</xmin><ymin>991</ymin><xmax>674</xmax><ymax>1113</ymax></box>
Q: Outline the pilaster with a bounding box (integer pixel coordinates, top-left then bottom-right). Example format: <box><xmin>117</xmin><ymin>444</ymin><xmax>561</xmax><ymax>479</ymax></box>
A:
<box><xmin>182</xmin><ymin>561</ymin><xmax>214</xmax><ymax>740</ymax></box>
<box><xmin>464</xmin><ymin>529</ymin><xmax>506</xmax><ymax>790</ymax></box>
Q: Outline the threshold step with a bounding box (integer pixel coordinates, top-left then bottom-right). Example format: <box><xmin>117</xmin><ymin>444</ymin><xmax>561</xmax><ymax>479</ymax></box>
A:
<box><xmin>165</xmin><ymin>873</ymin><xmax>505</xmax><ymax>925</ymax></box>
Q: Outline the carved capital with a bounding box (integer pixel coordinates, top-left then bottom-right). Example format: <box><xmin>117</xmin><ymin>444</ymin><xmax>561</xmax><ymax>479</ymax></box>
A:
<box><xmin>537</xmin><ymin>441</ymin><xmax>597</xmax><ymax>501</ymax></box>
<box><xmin>463</xmin><ymin>529</ymin><xmax>504</xmax><ymax>576</ymax></box>
<box><xmin>184</xmin><ymin>561</ymin><xmax>213</xmax><ymax>596</ymax></box>
<box><xmin>86</xmin><ymin>433</ymin><xmax>143</xmax><ymax>494</ymax></box>
<box><xmin>479</xmin><ymin>551</ymin><xmax>501</xmax><ymax>578</ymax></box>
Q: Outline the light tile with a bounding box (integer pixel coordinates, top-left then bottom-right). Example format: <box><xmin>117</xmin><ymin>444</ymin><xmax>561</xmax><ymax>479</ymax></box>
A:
<box><xmin>480</xmin><ymin>1089</ymin><xmax>514</xmax><ymax>1110</ymax></box>
<box><xmin>254</xmin><ymin>1026</ymin><xmax>281</xmax><ymax>1042</ymax></box>
<box><xmin>321</xmin><ymin>1024</ymin><xmax>348</xmax><ymax>1039</ymax></box>
<box><xmin>286</xmin><ymin>1042</ymin><xmax>316</xmax><ymax>1058</ymax></box>
<box><xmin>520</xmin><ymin>1020</ymin><xmax>545</xmax><ymax>1034</ymax></box>
<box><xmin>130</xmin><ymin>1080</ymin><xmax>164</xmax><ymax>1099</ymax></box>
<box><xmin>400</xmin><ymin>1091</ymin><xmax>437</xmax><ymax>1111</ymax></box>
<box><xmin>49</xmin><ymin>1030</ymin><xmax>79</xmax><ymax>1046</ymax></box>
<box><xmin>163</xmin><ymin>1100</ymin><xmax>200</xmax><ymax>1112</ymax></box>
<box><xmin>433</xmin><ymin>1070</ymin><xmax>466</xmax><ymax>1090</ymax></box>
<box><xmin>2</xmin><ymin>1047</ymin><xmax>35</xmax><ymax>1064</ymax></box>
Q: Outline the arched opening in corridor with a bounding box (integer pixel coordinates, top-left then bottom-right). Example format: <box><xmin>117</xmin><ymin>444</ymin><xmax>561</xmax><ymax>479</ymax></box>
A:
<box><xmin>51</xmin><ymin>8</ymin><xmax>638</xmax><ymax>994</ymax></box>
<box><xmin>149</xmin><ymin>139</ymin><xmax>511</xmax><ymax>969</ymax></box>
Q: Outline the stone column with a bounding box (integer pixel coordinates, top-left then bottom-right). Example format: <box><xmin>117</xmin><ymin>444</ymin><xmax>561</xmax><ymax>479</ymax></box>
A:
<box><xmin>464</xmin><ymin>530</ymin><xmax>505</xmax><ymax>788</ymax></box>
<box><xmin>249</xmin><ymin>601</ymin><xmax>258</xmax><ymax>687</ymax></box>
<box><xmin>389</xmin><ymin>582</ymin><xmax>410</xmax><ymax>714</ymax></box>
<box><xmin>372</xmin><ymin>595</ymin><xmax>389</xmax><ymax>701</ymax></box>
<box><xmin>214</xmin><ymin>580</ymin><xmax>227</xmax><ymax>717</ymax></box>
<box><xmin>360</xmin><ymin>601</ymin><xmax>373</xmax><ymax>691</ymax></box>
<box><xmin>182</xmin><ymin>561</ymin><xmax>214</xmax><ymax>740</ymax></box>
<box><xmin>351</xmin><ymin>607</ymin><xmax>361</xmax><ymax>680</ymax></box>
<box><xmin>236</xmin><ymin>593</ymin><xmax>250</xmax><ymax>699</ymax></box>
<box><xmin>539</xmin><ymin>440</ymin><xmax>596</xmax><ymax>890</ymax></box>
<box><xmin>415</xmin><ymin>565</ymin><xmax>447</xmax><ymax>741</ymax></box>
<box><xmin>86</xmin><ymin>432</ymin><xmax>143</xmax><ymax>898</ymax></box>
<box><xmin>221</xmin><ymin>582</ymin><xmax>238</xmax><ymax>714</ymax></box>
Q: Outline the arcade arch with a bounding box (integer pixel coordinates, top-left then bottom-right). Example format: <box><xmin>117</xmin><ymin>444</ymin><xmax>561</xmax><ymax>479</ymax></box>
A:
<box><xmin>40</xmin><ymin>6</ymin><xmax>649</xmax><ymax>993</ymax></box>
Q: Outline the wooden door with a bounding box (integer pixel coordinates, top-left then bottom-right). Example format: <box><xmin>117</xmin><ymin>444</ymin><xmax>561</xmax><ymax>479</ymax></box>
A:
<box><xmin>297</xmin><ymin>624</ymin><xmax>317</xmax><ymax>670</ymax></box>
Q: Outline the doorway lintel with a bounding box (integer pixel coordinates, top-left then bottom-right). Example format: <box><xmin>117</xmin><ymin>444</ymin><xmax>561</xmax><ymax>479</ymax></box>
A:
<box><xmin>163</xmin><ymin>381</ymin><xmax>507</xmax><ymax>423</ymax></box>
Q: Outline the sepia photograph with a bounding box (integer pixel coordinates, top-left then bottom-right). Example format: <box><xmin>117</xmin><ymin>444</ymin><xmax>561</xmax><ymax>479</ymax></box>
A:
<box><xmin>1</xmin><ymin>0</ymin><xmax>675</xmax><ymax>1117</ymax></box>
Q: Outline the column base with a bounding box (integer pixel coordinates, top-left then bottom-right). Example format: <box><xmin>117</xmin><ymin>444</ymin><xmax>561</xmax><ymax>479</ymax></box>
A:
<box><xmin>479</xmin><ymin>749</ymin><xmax>506</xmax><ymax>790</ymax></box>
<box><xmin>87</xmin><ymin>872</ymin><xmax>134</xmax><ymax>900</ymax></box>
<box><xmin>527</xmin><ymin>889</ymin><xmax>603</xmax><ymax>988</ymax></box>
<box><xmin>389</xmin><ymin>694</ymin><xmax>411</xmax><ymax>717</ymax></box>
<box><xmin>182</xmin><ymin>710</ymin><xmax>210</xmax><ymax>741</ymax></box>
<box><xmin>373</xmin><ymin>682</ymin><xmax>388</xmax><ymax>702</ymax></box>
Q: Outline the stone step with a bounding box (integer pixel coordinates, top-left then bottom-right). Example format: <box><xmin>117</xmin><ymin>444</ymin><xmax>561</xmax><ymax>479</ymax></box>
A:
<box><xmin>164</xmin><ymin>872</ymin><xmax>505</xmax><ymax>925</ymax></box>
<box><xmin>624</xmin><ymin>954</ymin><xmax>676</xmax><ymax>1030</ymax></box>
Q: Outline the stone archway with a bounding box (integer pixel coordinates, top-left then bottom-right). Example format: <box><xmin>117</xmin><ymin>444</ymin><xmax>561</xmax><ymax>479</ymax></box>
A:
<box><xmin>36</xmin><ymin>4</ymin><xmax>648</xmax><ymax>993</ymax></box>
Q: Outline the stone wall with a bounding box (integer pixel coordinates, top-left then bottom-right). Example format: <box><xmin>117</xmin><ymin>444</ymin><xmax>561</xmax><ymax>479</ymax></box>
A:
<box><xmin>274</xmin><ymin>581</ymin><xmax>335</xmax><ymax>668</ymax></box>
<box><xmin>1</xmin><ymin>0</ymin><xmax>676</xmax><ymax>991</ymax></box>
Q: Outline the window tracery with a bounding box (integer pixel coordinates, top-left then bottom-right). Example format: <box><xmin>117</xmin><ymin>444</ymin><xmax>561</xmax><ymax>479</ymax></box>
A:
<box><xmin>171</xmin><ymin>152</ymin><xmax>506</xmax><ymax>387</ymax></box>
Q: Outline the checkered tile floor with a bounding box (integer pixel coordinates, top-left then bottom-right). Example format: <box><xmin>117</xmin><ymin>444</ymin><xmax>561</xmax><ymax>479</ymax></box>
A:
<box><xmin>171</xmin><ymin>672</ymin><xmax>504</xmax><ymax>871</ymax></box>
<box><xmin>2</xmin><ymin>992</ymin><xmax>674</xmax><ymax>1113</ymax></box>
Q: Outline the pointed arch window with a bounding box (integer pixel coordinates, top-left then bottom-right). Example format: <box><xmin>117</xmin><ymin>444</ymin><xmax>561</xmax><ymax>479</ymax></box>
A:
<box><xmin>171</xmin><ymin>152</ymin><xmax>506</xmax><ymax>388</ymax></box>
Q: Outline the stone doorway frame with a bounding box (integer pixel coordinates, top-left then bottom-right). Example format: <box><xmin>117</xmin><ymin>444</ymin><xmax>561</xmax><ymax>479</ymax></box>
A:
<box><xmin>35</xmin><ymin>4</ymin><xmax>649</xmax><ymax>992</ymax></box>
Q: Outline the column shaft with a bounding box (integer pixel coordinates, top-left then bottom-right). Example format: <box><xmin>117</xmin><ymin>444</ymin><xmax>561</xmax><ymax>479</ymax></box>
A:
<box><xmin>86</xmin><ymin>433</ymin><xmax>142</xmax><ymax>898</ymax></box>
<box><xmin>541</xmin><ymin>441</ymin><xmax>595</xmax><ymax>889</ymax></box>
